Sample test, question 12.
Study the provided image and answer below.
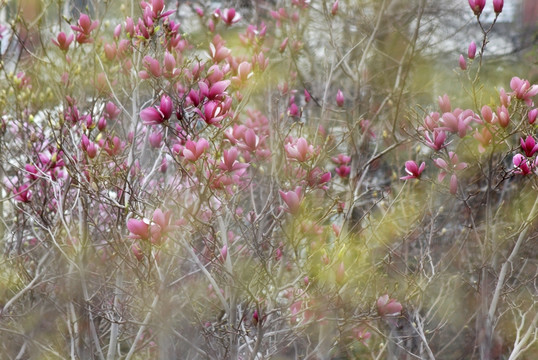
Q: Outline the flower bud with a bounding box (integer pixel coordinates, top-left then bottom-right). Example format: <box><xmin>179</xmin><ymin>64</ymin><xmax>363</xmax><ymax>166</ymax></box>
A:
<box><xmin>459</xmin><ymin>54</ymin><xmax>467</xmax><ymax>70</ymax></box>
<box><xmin>336</xmin><ymin>89</ymin><xmax>344</xmax><ymax>107</ymax></box>
<box><xmin>493</xmin><ymin>0</ymin><xmax>503</xmax><ymax>14</ymax></box>
<box><xmin>468</xmin><ymin>41</ymin><xmax>476</xmax><ymax>59</ymax></box>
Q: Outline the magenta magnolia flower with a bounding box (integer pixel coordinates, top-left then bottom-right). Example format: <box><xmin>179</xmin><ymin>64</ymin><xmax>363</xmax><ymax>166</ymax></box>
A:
<box><xmin>434</xmin><ymin>152</ymin><xmax>467</xmax><ymax>194</ymax></box>
<box><xmin>468</xmin><ymin>0</ymin><xmax>485</xmax><ymax>16</ymax></box>
<box><xmin>520</xmin><ymin>136</ymin><xmax>538</xmax><ymax>157</ymax></box>
<box><xmin>493</xmin><ymin>0</ymin><xmax>504</xmax><ymax>14</ymax></box>
<box><xmin>468</xmin><ymin>41</ymin><xmax>476</xmax><ymax>59</ymax></box>
<box><xmin>14</xmin><ymin>184</ymin><xmax>32</xmax><ymax>203</ymax></box>
<box><xmin>424</xmin><ymin>129</ymin><xmax>447</xmax><ymax>151</ymax></box>
<box><xmin>438</xmin><ymin>94</ymin><xmax>451</xmax><ymax>113</ymax></box>
<box><xmin>400</xmin><ymin>160</ymin><xmax>425</xmax><ymax>180</ymax></box>
<box><xmin>496</xmin><ymin>105</ymin><xmax>510</xmax><ymax>128</ymax></box>
<box><xmin>513</xmin><ymin>154</ymin><xmax>532</xmax><ymax>175</ymax></box>
<box><xmin>279</xmin><ymin>187</ymin><xmax>302</xmax><ymax>215</ymax></box>
<box><xmin>220</xmin><ymin>8</ymin><xmax>241</xmax><ymax>25</ymax></box>
<box><xmin>528</xmin><ymin>108</ymin><xmax>538</xmax><ymax>124</ymax></box>
<box><xmin>459</xmin><ymin>54</ymin><xmax>467</xmax><ymax>70</ymax></box>
<box><xmin>510</xmin><ymin>77</ymin><xmax>538</xmax><ymax>106</ymax></box>
<box><xmin>127</xmin><ymin>218</ymin><xmax>150</xmax><ymax>240</ymax></box>
<box><xmin>285</xmin><ymin>137</ymin><xmax>314</xmax><ymax>162</ymax></box>
<box><xmin>182</xmin><ymin>138</ymin><xmax>209</xmax><ymax>161</ymax></box>
<box><xmin>336</xmin><ymin>89</ymin><xmax>345</xmax><ymax>107</ymax></box>
<box><xmin>52</xmin><ymin>32</ymin><xmax>74</xmax><ymax>51</ymax></box>
<box><xmin>377</xmin><ymin>294</ymin><xmax>402</xmax><ymax>317</ymax></box>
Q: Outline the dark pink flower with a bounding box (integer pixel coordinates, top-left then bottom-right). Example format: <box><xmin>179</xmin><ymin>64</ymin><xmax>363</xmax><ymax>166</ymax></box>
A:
<box><xmin>468</xmin><ymin>0</ymin><xmax>485</xmax><ymax>15</ymax></box>
<box><xmin>127</xmin><ymin>218</ymin><xmax>150</xmax><ymax>240</ymax></box>
<box><xmin>141</xmin><ymin>107</ymin><xmax>164</xmax><ymax>125</ymax></box>
<box><xmin>513</xmin><ymin>154</ymin><xmax>532</xmax><ymax>175</ymax></box>
<box><xmin>400</xmin><ymin>160</ymin><xmax>425</xmax><ymax>180</ymax></box>
<box><xmin>493</xmin><ymin>0</ymin><xmax>504</xmax><ymax>14</ymax></box>
<box><xmin>336</xmin><ymin>89</ymin><xmax>345</xmax><ymax>107</ymax></box>
<box><xmin>520</xmin><ymin>136</ymin><xmax>538</xmax><ymax>157</ymax></box>
<box><xmin>52</xmin><ymin>32</ymin><xmax>74</xmax><ymax>51</ymax></box>
<box><xmin>14</xmin><ymin>184</ymin><xmax>32</xmax><ymax>203</ymax></box>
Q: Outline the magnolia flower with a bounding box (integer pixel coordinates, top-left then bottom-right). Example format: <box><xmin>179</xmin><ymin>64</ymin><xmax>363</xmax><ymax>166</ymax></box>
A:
<box><xmin>493</xmin><ymin>0</ymin><xmax>504</xmax><ymax>14</ymax></box>
<box><xmin>424</xmin><ymin>129</ymin><xmax>447</xmax><ymax>151</ymax></box>
<box><xmin>520</xmin><ymin>136</ymin><xmax>538</xmax><ymax>157</ymax></box>
<box><xmin>377</xmin><ymin>294</ymin><xmax>402</xmax><ymax>317</ymax></box>
<box><xmin>513</xmin><ymin>154</ymin><xmax>532</xmax><ymax>175</ymax></box>
<box><xmin>336</xmin><ymin>89</ymin><xmax>345</xmax><ymax>107</ymax></box>
<box><xmin>468</xmin><ymin>0</ymin><xmax>485</xmax><ymax>16</ymax></box>
<box><xmin>400</xmin><ymin>160</ymin><xmax>425</xmax><ymax>180</ymax></box>
<box><xmin>279</xmin><ymin>187</ymin><xmax>302</xmax><ymax>215</ymax></box>
<box><xmin>52</xmin><ymin>32</ymin><xmax>74</xmax><ymax>51</ymax></box>
<box><xmin>182</xmin><ymin>138</ymin><xmax>209</xmax><ymax>161</ymax></box>
<box><xmin>459</xmin><ymin>54</ymin><xmax>467</xmax><ymax>70</ymax></box>
<box><xmin>438</xmin><ymin>94</ymin><xmax>451</xmax><ymax>113</ymax></box>
<box><xmin>528</xmin><ymin>108</ymin><xmax>537</xmax><ymax>124</ymax></box>
<box><xmin>510</xmin><ymin>77</ymin><xmax>538</xmax><ymax>106</ymax></box>
<box><xmin>468</xmin><ymin>41</ymin><xmax>477</xmax><ymax>59</ymax></box>
<box><xmin>285</xmin><ymin>137</ymin><xmax>314</xmax><ymax>162</ymax></box>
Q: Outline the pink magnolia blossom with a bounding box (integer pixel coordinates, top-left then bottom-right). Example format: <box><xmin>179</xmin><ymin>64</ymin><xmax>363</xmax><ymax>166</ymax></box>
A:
<box><xmin>513</xmin><ymin>154</ymin><xmax>532</xmax><ymax>175</ymax></box>
<box><xmin>528</xmin><ymin>108</ymin><xmax>538</xmax><ymax>124</ymax></box>
<box><xmin>433</xmin><ymin>152</ymin><xmax>467</xmax><ymax>182</ymax></box>
<box><xmin>473</xmin><ymin>127</ymin><xmax>493</xmax><ymax>153</ymax></box>
<box><xmin>377</xmin><ymin>294</ymin><xmax>402</xmax><ymax>317</ymax></box>
<box><xmin>141</xmin><ymin>107</ymin><xmax>164</xmax><ymax>125</ymax></box>
<box><xmin>424</xmin><ymin>129</ymin><xmax>447</xmax><ymax>151</ymax></box>
<box><xmin>434</xmin><ymin>152</ymin><xmax>467</xmax><ymax>194</ymax></box>
<box><xmin>468</xmin><ymin>41</ymin><xmax>477</xmax><ymax>59</ymax></box>
<box><xmin>304</xmin><ymin>89</ymin><xmax>311</xmax><ymax>103</ymax></box>
<box><xmin>336</xmin><ymin>89</ymin><xmax>345</xmax><ymax>107</ymax></box>
<box><xmin>520</xmin><ymin>136</ymin><xmax>538</xmax><ymax>157</ymax></box>
<box><xmin>182</xmin><ymin>138</ymin><xmax>209</xmax><ymax>161</ymax></box>
<box><xmin>510</xmin><ymin>77</ymin><xmax>538</xmax><ymax>106</ymax></box>
<box><xmin>493</xmin><ymin>0</ymin><xmax>504</xmax><ymax>14</ymax></box>
<box><xmin>468</xmin><ymin>0</ymin><xmax>485</xmax><ymax>16</ymax></box>
<box><xmin>279</xmin><ymin>187</ymin><xmax>302</xmax><ymax>215</ymax></box>
<box><xmin>495</xmin><ymin>105</ymin><xmax>510</xmax><ymax>128</ymax></box>
<box><xmin>52</xmin><ymin>32</ymin><xmax>74</xmax><ymax>51</ymax></box>
<box><xmin>220</xmin><ymin>8</ymin><xmax>241</xmax><ymax>25</ymax></box>
<box><xmin>71</xmin><ymin>13</ymin><xmax>99</xmax><ymax>44</ymax></box>
<box><xmin>148</xmin><ymin>131</ymin><xmax>163</xmax><ymax>148</ymax></box>
<box><xmin>438</xmin><ymin>94</ymin><xmax>451</xmax><ymax>113</ymax></box>
<box><xmin>331</xmin><ymin>0</ymin><xmax>339</xmax><ymax>15</ymax></box>
<box><xmin>459</xmin><ymin>54</ymin><xmax>467</xmax><ymax>70</ymax></box>
<box><xmin>421</xmin><ymin>112</ymin><xmax>440</xmax><ymax>131</ymax></box>
<box><xmin>194</xmin><ymin>100</ymin><xmax>225</xmax><ymax>126</ymax></box>
<box><xmin>219</xmin><ymin>147</ymin><xmax>249</xmax><ymax>172</ymax></box>
<box><xmin>332</xmin><ymin>154</ymin><xmax>351</xmax><ymax>165</ymax></box>
<box><xmin>285</xmin><ymin>137</ymin><xmax>314</xmax><ymax>162</ymax></box>
<box><xmin>105</xmin><ymin>101</ymin><xmax>121</xmax><ymax>120</ymax></box>
<box><xmin>400</xmin><ymin>160</ymin><xmax>425</xmax><ymax>180</ymax></box>
<box><xmin>499</xmin><ymin>88</ymin><xmax>511</xmax><ymax>107</ymax></box>
<box><xmin>127</xmin><ymin>218</ymin><xmax>150</xmax><ymax>240</ymax></box>
<box><xmin>14</xmin><ymin>184</ymin><xmax>32</xmax><ymax>203</ymax></box>
<box><xmin>335</xmin><ymin>165</ymin><xmax>351</xmax><ymax>178</ymax></box>
<box><xmin>481</xmin><ymin>105</ymin><xmax>493</xmax><ymax>123</ymax></box>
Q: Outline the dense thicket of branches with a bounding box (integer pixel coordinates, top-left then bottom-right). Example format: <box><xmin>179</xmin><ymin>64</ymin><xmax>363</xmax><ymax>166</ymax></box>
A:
<box><xmin>0</xmin><ymin>0</ymin><xmax>536</xmax><ymax>359</ymax></box>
